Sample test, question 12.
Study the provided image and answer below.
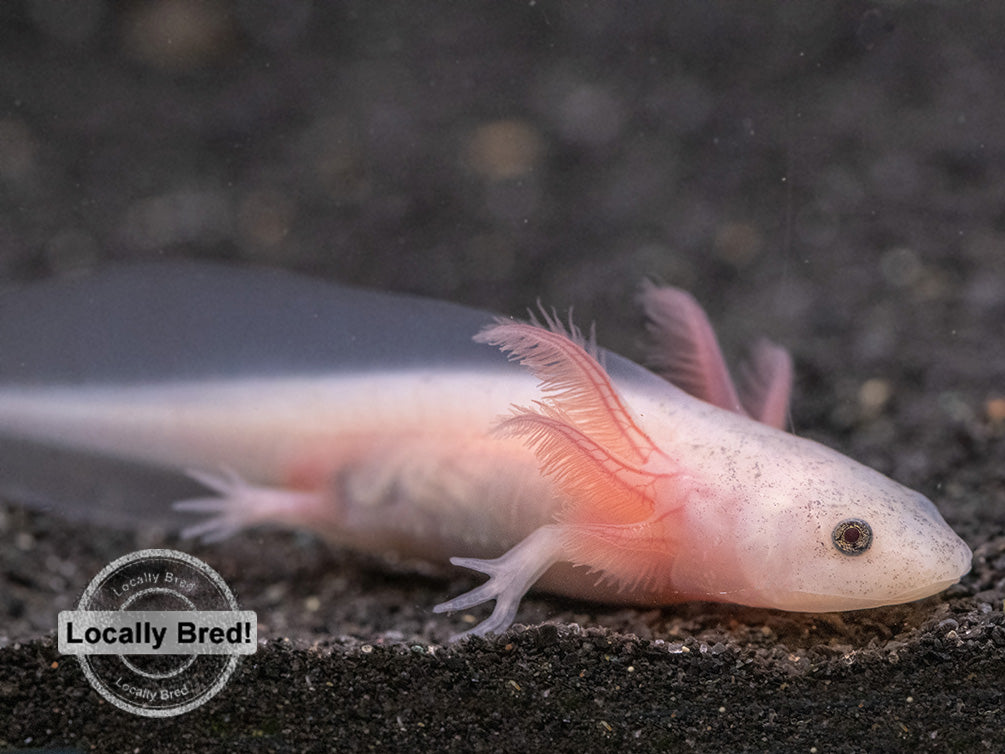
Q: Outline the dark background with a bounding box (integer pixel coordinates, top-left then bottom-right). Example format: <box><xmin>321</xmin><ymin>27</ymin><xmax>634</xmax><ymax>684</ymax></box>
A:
<box><xmin>1</xmin><ymin>1</ymin><xmax>1004</xmax><ymax>751</ymax></box>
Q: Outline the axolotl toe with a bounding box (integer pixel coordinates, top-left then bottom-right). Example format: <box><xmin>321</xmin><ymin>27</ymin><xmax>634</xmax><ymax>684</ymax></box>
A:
<box><xmin>0</xmin><ymin>263</ymin><xmax>971</xmax><ymax>638</ymax></box>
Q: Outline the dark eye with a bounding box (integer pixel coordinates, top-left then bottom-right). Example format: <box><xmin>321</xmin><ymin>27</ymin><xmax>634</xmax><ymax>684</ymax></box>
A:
<box><xmin>832</xmin><ymin>519</ymin><xmax>873</xmax><ymax>555</ymax></box>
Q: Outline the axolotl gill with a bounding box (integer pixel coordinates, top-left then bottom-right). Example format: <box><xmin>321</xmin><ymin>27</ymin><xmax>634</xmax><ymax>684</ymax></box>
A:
<box><xmin>0</xmin><ymin>263</ymin><xmax>971</xmax><ymax>638</ymax></box>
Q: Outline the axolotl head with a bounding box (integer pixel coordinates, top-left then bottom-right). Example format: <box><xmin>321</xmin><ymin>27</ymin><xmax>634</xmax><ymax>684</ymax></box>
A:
<box><xmin>674</xmin><ymin>428</ymin><xmax>972</xmax><ymax>612</ymax></box>
<box><xmin>475</xmin><ymin>315</ymin><xmax>969</xmax><ymax>619</ymax></box>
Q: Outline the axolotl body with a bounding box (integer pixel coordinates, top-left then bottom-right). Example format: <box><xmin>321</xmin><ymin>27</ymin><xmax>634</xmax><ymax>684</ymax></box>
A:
<box><xmin>0</xmin><ymin>264</ymin><xmax>970</xmax><ymax>637</ymax></box>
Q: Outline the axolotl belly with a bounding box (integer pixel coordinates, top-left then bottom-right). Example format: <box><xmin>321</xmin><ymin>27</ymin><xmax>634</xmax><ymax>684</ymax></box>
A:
<box><xmin>0</xmin><ymin>264</ymin><xmax>971</xmax><ymax>637</ymax></box>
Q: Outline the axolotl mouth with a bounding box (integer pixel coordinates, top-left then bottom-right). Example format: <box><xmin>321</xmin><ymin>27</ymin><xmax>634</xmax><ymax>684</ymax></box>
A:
<box><xmin>781</xmin><ymin>578</ymin><xmax>967</xmax><ymax>613</ymax></box>
<box><xmin>759</xmin><ymin>535</ymin><xmax>972</xmax><ymax>614</ymax></box>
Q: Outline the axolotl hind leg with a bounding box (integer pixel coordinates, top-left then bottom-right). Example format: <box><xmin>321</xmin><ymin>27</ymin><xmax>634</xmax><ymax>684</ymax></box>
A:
<box><xmin>174</xmin><ymin>468</ymin><xmax>329</xmax><ymax>542</ymax></box>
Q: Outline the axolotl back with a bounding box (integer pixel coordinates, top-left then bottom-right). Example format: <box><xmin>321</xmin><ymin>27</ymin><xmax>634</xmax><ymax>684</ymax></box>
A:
<box><xmin>0</xmin><ymin>263</ymin><xmax>971</xmax><ymax>637</ymax></box>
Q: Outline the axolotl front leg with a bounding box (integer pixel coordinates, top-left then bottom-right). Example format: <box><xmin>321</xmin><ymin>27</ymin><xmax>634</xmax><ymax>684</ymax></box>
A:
<box><xmin>436</xmin><ymin>319</ymin><xmax>695</xmax><ymax>639</ymax></box>
<box><xmin>432</xmin><ymin>525</ymin><xmax>567</xmax><ymax>638</ymax></box>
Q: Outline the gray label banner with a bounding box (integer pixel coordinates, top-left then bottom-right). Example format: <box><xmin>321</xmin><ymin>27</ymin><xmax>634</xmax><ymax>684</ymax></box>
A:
<box><xmin>58</xmin><ymin>610</ymin><xmax>258</xmax><ymax>655</ymax></box>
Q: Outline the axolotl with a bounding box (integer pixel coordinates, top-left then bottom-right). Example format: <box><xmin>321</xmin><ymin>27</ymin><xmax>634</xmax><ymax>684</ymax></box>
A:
<box><xmin>0</xmin><ymin>263</ymin><xmax>970</xmax><ymax>638</ymax></box>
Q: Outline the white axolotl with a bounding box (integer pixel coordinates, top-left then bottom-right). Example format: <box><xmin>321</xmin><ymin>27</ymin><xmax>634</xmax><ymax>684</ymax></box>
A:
<box><xmin>0</xmin><ymin>263</ymin><xmax>971</xmax><ymax>638</ymax></box>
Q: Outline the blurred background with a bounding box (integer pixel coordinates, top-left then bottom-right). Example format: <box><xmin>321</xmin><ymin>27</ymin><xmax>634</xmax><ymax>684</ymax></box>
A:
<box><xmin>0</xmin><ymin>0</ymin><xmax>1002</xmax><ymax>520</ymax></box>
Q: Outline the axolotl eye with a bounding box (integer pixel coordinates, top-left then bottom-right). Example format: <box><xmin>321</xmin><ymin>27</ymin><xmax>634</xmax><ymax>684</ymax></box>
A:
<box><xmin>832</xmin><ymin>519</ymin><xmax>873</xmax><ymax>555</ymax></box>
